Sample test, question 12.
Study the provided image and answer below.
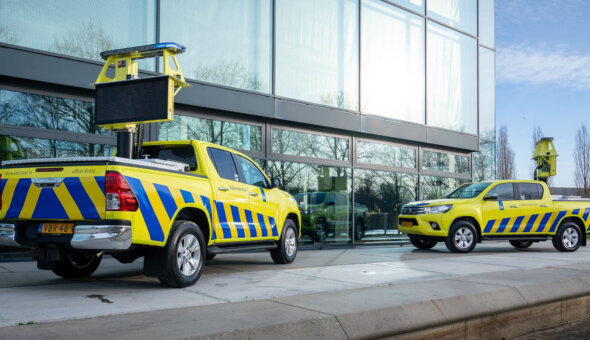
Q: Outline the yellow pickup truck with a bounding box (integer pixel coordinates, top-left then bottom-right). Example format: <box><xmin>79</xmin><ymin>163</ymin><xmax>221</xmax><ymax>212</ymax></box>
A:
<box><xmin>398</xmin><ymin>180</ymin><xmax>590</xmax><ymax>253</ymax></box>
<box><xmin>0</xmin><ymin>140</ymin><xmax>301</xmax><ymax>287</ymax></box>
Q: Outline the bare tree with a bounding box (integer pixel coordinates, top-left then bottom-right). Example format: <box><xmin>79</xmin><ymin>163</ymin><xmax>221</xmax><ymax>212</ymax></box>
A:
<box><xmin>53</xmin><ymin>22</ymin><xmax>114</xmax><ymax>60</ymax></box>
<box><xmin>574</xmin><ymin>124</ymin><xmax>590</xmax><ymax>197</ymax></box>
<box><xmin>496</xmin><ymin>126</ymin><xmax>517</xmax><ymax>179</ymax></box>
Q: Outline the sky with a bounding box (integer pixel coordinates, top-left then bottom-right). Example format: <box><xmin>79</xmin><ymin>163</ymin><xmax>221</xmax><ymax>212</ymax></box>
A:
<box><xmin>496</xmin><ymin>0</ymin><xmax>590</xmax><ymax>187</ymax></box>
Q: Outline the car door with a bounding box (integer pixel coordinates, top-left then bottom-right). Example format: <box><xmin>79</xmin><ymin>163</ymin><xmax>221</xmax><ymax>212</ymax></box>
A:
<box><xmin>481</xmin><ymin>182</ymin><xmax>521</xmax><ymax>235</ymax></box>
<box><xmin>515</xmin><ymin>182</ymin><xmax>556</xmax><ymax>234</ymax></box>
<box><xmin>207</xmin><ymin>147</ymin><xmax>252</xmax><ymax>242</ymax></box>
<box><xmin>233</xmin><ymin>154</ymin><xmax>279</xmax><ymax>239</ymax></box>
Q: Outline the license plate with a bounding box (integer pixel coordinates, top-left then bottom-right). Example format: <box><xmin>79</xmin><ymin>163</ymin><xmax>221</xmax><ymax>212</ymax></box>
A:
<box><xmin>40</xmin><ymin>223</ymin><xmax>74</xmax><ymax>234</ymax></box>
<box><xmin>401</xmin><ymin>221</ymin><xmax>413</xmax><ymax>227</ymax></box>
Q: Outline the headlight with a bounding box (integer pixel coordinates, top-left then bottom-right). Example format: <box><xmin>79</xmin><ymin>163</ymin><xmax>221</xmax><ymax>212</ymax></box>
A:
<box><xmin>423</xmin><ymin>204</ymin><xmax>453</xmax><ymax>214</ymax></box>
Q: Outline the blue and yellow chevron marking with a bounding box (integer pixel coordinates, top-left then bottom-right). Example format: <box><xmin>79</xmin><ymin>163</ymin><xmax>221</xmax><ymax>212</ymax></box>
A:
<box><xmin>496</xmin><ymin>218</ymin><xmax>510</xmax><ymax>233</ymax></box>
<box><xmin>535</xmin><ymin>213</ymin><xmax>553</xmax><ymax>232</ymax></box>
<box><xmin>260</xmin><ymin>187</ymin><xmax>267</xmax><ymax>202</ymax></box>
<box><xmin>257</xmin><ymin>212</ymin><xmax>269</xmax><ymax>237</ymax></box>
<box><xmin>230</xmin><ymin>205</ymin><xmax>245</xmax><ymax>238</ymax></box>
<box><xmin>483</xmin><ymin>219</ymin><xmax>495</xmax><ymax>233</ymax></box>
<box><xmin>523</xmin><ymin>214</ymin><xmax>538</xmax><ymax>232</ymax></box>
<box><xmin>482</xmin><ymin>210</ymin><xmax>583</xmax><ymax>234</ymax></box>
<box><xmin>549</xmin><ymin>210</ymin><xmax>567</xmax><ymax>233</ymax></box>
<box><xmin>0</xmin><ymin>178</ymin><xmax>7</xmax><ymax>198</ymax></box>
<box><xmin>499</xmin><ymin>201</ymin><xmax>504</xmax><ymax>211</ymax></box>
<box><xmin>200</xmin><ymin>195</ymin><xmax>216</xmax><ymax>240</ymax></box>
<box><xmin>509</xmin><ymin>216</ymin><xmax>525</xmax><ymax>233</ymax></box>
<box><xmin>244</xmin><ymin>209</ymin><xmax>257</xmax><ymax>237</ymax></box>
<box><xmin>573</xmin><ymin>209</ymin><xmax>580</xmax><ymax>215</ymax></box>
<box><xmin>584</xmin><ymin>208</ymin><xmax>590</xmax><ymax>224</ymax></box>
<box><xmin>211</xmin><ymin>200</ymin><xmax>277</xmax><ymax>240</ymax></box>
<box><xmin>3</xmin><ymin>177</ymin><xmax>105</xmax><ymax>221</ymax></box>
<box><xmin>127</xmin><ymin>177</ymin><xmax>165</xmax><ymax>242</ymax></box>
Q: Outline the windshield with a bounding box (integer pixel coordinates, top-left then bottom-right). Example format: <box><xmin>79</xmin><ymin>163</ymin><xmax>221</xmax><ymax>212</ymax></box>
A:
<box><xmin>445</xmin><ymin>182</ymin><xmax>492</xmax><ymax>199</ymax></box>
<box><xmin>294</xmin><ymin>192</ymin><xmax>326</xmax><ymax>205</ymax></box>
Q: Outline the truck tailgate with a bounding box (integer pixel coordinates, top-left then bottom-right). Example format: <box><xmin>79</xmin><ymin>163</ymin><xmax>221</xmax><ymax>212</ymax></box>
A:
<box><xmin>1</xmin><ymin>164</ymin><xmax>106</xmax><ymax>221</ymax></box>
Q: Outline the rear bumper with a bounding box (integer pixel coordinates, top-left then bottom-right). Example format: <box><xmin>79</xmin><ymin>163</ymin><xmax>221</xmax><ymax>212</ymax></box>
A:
<box><xmin>0</xmin><ymin>220</ymin><xmax>132</xmax><ymax>250</ymax></box>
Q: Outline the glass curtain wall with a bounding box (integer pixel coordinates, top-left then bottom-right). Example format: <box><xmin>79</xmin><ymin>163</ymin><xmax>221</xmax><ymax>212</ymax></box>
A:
<box><xmin>361</xmin><ymin>0</ymin><xmax>425</xmax><ymax>124</ymax></box>
<box><xmin>275</xmin><ymin>0</ymin><xmax>359</xmax><ymax>110</ymax></box>
<box><xmin>160</xmin><ymin>0</ymin><xmax>272</xmax><ymax>93</ymax></box>
<box><xmin>0</xmin><ymin>0</ymin><xmax>156</xmax><ymax>69</ymax></box>
<box><xmin>427</xmin><ymin>0</ymin><xmax>477</xmax><ymax>35</ymax></box>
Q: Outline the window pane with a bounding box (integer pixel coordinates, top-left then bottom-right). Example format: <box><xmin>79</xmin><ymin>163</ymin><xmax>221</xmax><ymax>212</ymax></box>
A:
<box><xmin>420</xmin><ymin>176</ymin><xmax>469</xmax><ymax>200</ymax></box>
<box><xmin>0</xmin><ymin>90</ymin><xmax>112</xmax><ymax>135</ymax></box>
<box><xmin>272</xmin><ymin>128</ymin><xmax>349</xmax><ymax>161</ymax></box>
<box><xmin>276</xmin><ymin>0</ymin><xmax>359</xmax><ymax>110</ymax></box>
<box><xmin>160</xmin><ymin>115</ymin><xmax>262</xmax><ymax>152</ymax></box>
<box><xmin>517</xmin><ymin>183</ymin><xmax>543</xmax><ymax>200</ymax></box>
<box><xmin>388</xmin><ymin>0</ymin><xmax>424</xmax><ymax>14</ymax></box>
<box><xmin>236</xmin><ymin>155</ymin><xmax>268</xmax><ymax>187</ymax></box>
<box><xmin>479</xmin><ymin>47</ymin><xmax>495</xmax><ymax>140</ymax></box>
<box><xmin>209</xmin><ymin>148</ymin><xmax>239</xmax><ymax>181</ymax></box>
<box><xmin>267</xmin><ymin>161</ymin><xmax>351</xmax><ymax>245</ymax></box>
<box><xmin>0</xmin><ymin>135</ymin><xmax>114</xmax><ymax>160</ymax></box>
<box><xmin>356</xmin><ymin>140</ymin><xmax>416</xmax><ymax>169</ymax></box>
<box><xmin>0</xmin><ymin>0</ymin><xmax>156</xmax><ymax>69</ymax></box>
<box><xmin>354</xmin><ymin>169</ymin><xmax>418</xmax><ymax>243</ymax></box>
<box><xmin>141</xmin><ymin>145</ymin><xmax>197</xmax><ymax>171</ymax></box>
<box><xmin>361</xmin><ymin>0</ymin><xmax>424</xmax><ymax>124</ymax></box>
<box><xmin>479</xmin><ymin>0</ymin><xmax>495</xmax><ymax>47</ymax></box>
<box><xmin>427</xmin><ymin>22</ymin><xmax>477</xmax><ymax>134</ymax></box>
<box><xmin>472</xmin><ymin>139</ymin><xmax>495</xmax><ymax>181</ymax></box>
<box><xmin>422</xmin><ymin>150</ymin><xmax>470</xmax><ymax>174</ymax></box>
<box><xmin>427</xmin><ymin>0</ymin><xmax>477</xmax><ymax>35</ymax></box>
<box><xmin>160</xmin><ymin>0</ymin><xmax>271</xmax><ymax>93</ymax></box>
<box><xmin>488</xmin><ymin>183</ymin><xmax>514</xmax><ymax>200</ymax></box>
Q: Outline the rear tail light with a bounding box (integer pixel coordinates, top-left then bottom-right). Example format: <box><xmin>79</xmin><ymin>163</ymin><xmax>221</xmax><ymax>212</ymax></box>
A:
<box><xmin>105</xmin><ymin>171</ymin><xmax>138</xmax><ymax>211</ymax></box>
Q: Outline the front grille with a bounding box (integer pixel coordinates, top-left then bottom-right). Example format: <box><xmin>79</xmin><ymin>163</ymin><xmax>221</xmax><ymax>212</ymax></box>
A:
<box><xmin>401</xmin><ymin>206</ymin><xmax>424</xmax><ymax>215</ymax></box>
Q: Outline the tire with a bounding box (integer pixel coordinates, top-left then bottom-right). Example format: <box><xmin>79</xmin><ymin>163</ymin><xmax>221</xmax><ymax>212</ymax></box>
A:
<box><xmin>315</xmin><ymin>219</ymin><xmax>327</xmax><ymax>243</ymax></box>
<box><xmin>271</xmin><ymin>219</ymin><xmax>298</xmax><ymax>264</ymax></box>
<box><xmin>158</xmin><ymin>220</ymin><xmax>206</xmax><ymax>288</ymax></box>
<box><xmin>353</xmin><ymin>219</ymin><xmax>365</xmax><ymax>241</ymax></box>
<box><xmin>445</xmin><ymin>221</ymin><xmax>477</xmax><ymax>253</ymax></box>
<box><xmin>409</xmin><ymin>235</ymin><xmax>438</xmax><ymax>250</ymax></box>
<box><xmin>509</xmin><ymin>240</ymin><xmax>533</xmax><ymax>249</ymax></box>
<box><xmin>206</xmin><ymin>253</ymin><xmax>216</xmax><ymax>261</ymax></box>
<box><xmin>52</xmin><ymin>251</ymin><xmax>102</xmax><ymax>279</ymax></box>
<box><xmin>552</xmin><ymin>222</ymin><xmax>581</xmax><ymax>252</ymax></box>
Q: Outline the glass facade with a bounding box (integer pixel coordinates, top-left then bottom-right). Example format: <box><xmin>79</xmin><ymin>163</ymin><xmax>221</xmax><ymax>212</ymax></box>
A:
<box><xmin>159</xmin><ymin>115</ymin><xmax>262</xmax><ymax>152</ymax></box>
<box><xmin>427</xmin><ymin>22</ymin><xmax>477</xmax><ymax>134</ymax></box>
<box><xmin>427</xmin><ymin>0</ymin><xmax>477</xmax><ymax>36</ymax></box>
<box><xmin>361</xmin><ymin>0</ymin><xmax>425</xmax><ymax>124</ymax></box>
<box><xmin>0</xmin><ymin>1</ymin><xmax>496</xmax><ymax>247</ymax></box>
<box><xmin>0</xmin><ymin>0</ymin><xmax>156</xmax><ymax>69</ymax></box>
<box><xmin>275</xmin><ymin>0</ymin><xmax>359</xmax><ymax>110</ymax></box>
<box><xmin>160</xmin><ymin>0</ymin><xmax>272</xmax><ymax>93</ymax></box>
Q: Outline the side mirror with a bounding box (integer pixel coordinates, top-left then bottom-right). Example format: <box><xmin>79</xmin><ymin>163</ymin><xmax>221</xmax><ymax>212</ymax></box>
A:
<box><xmin>483</xmin><ymin>195</ymin><xmax>498</xmax><ymax>201</ymax></box>
<box><xmin>271</xmin><ymin>178</ymin><xmax>283</xmax><ymax>188</ymax></box>
<box><xmin>326</xmin><ymin>200</ymin><xmax>336</xmax><ymax>206</ymax></box>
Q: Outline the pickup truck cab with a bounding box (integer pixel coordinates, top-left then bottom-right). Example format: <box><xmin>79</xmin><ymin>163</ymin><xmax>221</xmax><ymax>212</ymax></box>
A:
<box><xmin>398</xmin><ymin>180</ymin><xmax>590</xmax><ymax>253</ymax></box>
<box><xmin>0</xmin><ymin>140</ymin><xmax>301</xmax><ymax>287</ymax></box>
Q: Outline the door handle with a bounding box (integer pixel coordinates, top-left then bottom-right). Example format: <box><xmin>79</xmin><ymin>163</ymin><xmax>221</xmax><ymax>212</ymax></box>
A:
<box><xmin>509</xmin><ymin>205</ymin><xmax>518</xmax><ymax>208</ymax></box>
<box><xmin>250</xmin><ymin>192</ymin><xmax>259</xmax><ymax>197</ymax></box>
<box><xmin>218</xmin><ymin>187</ymin><xmax>229</xmax><ymax>192</ymax></box>
<box><xmin>540</xmin><ymin>205</ymin><xmax>549</xmax><ymax>207</ymax></box>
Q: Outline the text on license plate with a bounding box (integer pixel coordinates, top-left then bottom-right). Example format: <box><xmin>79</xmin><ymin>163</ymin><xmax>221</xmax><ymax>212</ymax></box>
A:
<box><xmin>401</xmin><ymin>221</ymin><xmax>413</xmax><ymax>227</ymax></box>
<box><xmin>40</xmin><ymin>223</ymin><xmax>74</xmax><ymax>234</ymax></box>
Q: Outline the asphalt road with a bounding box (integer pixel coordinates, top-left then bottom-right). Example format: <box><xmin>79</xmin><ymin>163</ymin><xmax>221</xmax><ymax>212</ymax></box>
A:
<box><xmin>1</xmin><ymin>240</ymin><xmax>590</xmax><ymax>338</ymax></box>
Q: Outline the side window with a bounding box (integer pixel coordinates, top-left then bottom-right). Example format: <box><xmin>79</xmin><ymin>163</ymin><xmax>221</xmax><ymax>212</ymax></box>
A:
<box><xmin>335</xmin><ymin>193</ymin><xmax>348</xmax><ymax>206</ymax></box>
<box><xmin>517</xmin><ymin>183</ymin><xmax>544</xmax><ymax>200</ymax></box>
<box><xmin>236</xmin><ymin>155</ymin><xmax>268</xmax><ymax>188</ymax></box>
<box><xmin>208</xmin><ymin>148</ymin><xmax>240</xmax><ymax>182</ymax></box>
<box><xmin>488</xmin><ymin>183</ymin><xmax>514</xmax><ymax>200</ymax></box>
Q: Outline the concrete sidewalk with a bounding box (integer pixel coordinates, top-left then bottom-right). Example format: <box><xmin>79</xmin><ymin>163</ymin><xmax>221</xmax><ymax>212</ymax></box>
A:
<box><xmin>2</xmin><ymin>243</ymin><xmax>590</xmax><ymax>339</ymax></box>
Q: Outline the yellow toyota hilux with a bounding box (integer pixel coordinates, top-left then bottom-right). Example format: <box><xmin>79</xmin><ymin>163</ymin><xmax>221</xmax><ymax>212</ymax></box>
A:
<box><xmin>398</xmin><ymin>180</ymin><xmax>590</xmax><ymax>253</ymax></box>
<box><xmin>0</xmin><ymin>140</ymin><xmax>300</xmax><ymax>287</ymax></box>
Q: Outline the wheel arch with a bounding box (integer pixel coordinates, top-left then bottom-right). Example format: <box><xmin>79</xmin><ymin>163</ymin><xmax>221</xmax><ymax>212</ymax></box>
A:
<box><xmin>174</xmin><ymin>207</ymin><xmax>211</xmax><ymax>245</ymax></box>
<box><xmin>451</xmin><ymin>216</ymin><xmax>482</xmax><ymax>243</ymax></box>
<box><xmin>560</xmin><ymin>217</ymin><xmax>587</xmax><ymax>246</ymax></box>
<box><xmin>286</xmin><ymin>212</ymin><xmax>300</xmax><ymax>237</ymax></box>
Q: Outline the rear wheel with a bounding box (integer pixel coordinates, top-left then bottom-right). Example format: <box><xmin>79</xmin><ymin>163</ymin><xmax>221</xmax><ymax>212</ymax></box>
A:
<box><xmin>552</xmin><ymin>222</ymin><xmax>581</xmax><ymax>252</ymax></box>
<box><xmin>158</xmin><ymin>220</ymin><xmax>206</xmax><ymax>288</ymax></box>
<box><xmin>509</xmin><ymin>240</ymin><xmax>533</xmax><ymax>249</ymax></box>
<box><xmin>409</xmin><ymin>235</ymin><xmax>438</xmax><ymax>249</ymax></box>
<box><xmin>52</xmin><ymin>251</ymin><xmax>102</xmax><ymax>279</ymax></box>
<box><xmin>271</xmin><ymin>219</ymin><xmax>298</xmax><ymax>264</ymax></box>
<box><xmin>445</xmin><ymin>221</ymin><xmax>477</xmax><ymax>253</ymax></box>
<box><xmin>353</xmin><ymin>219</ymin><xmax>365</xmax><ymax>241</ymax></box>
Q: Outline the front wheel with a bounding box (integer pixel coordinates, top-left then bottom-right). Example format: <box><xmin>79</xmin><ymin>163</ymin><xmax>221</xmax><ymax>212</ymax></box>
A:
<box><xmin>158</xmin><ymin>220</ymin><xmax>206</xmax><ymax>288</ymax></box>
<box><xmin>409</xmin><ymin>235</ymin><xmax>438</xmax><ymax>250</ymax></box>
<box><xmin>445</xmin><ymin>221</ymin><xmax>477</xmax><ymax>253</ymax></box>
<box><xmin>552</xmin><ymin>222</ymin><xmax>581</xmax><ymax>252</ymax></box>
<box><xmin>509</xmin><ymin>240</ymin><xmax>533</xmax><ymax>249</ymax></box>
<box><xmin>52</xmin><ymin>251</ymin><xmax>102</xmax><ymax>279</ymax></box>
<box><xmin>353</xmin><ymin>219</ymin><xmax>365</xmax><ymax>241</ymax></box>
<box><xmin>271</xmin><ymin>219</ymin><xmax>298</xmax><ymax>264</ymax></box>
